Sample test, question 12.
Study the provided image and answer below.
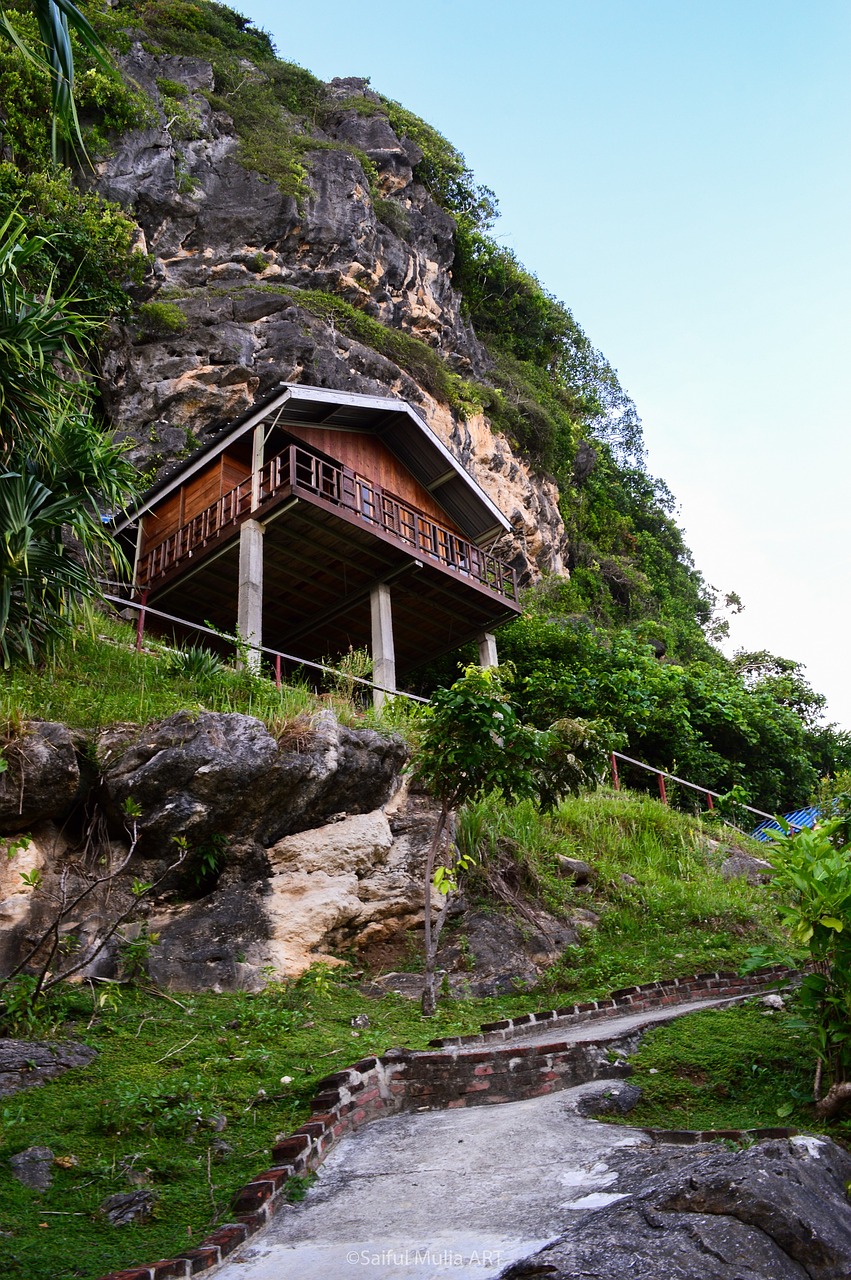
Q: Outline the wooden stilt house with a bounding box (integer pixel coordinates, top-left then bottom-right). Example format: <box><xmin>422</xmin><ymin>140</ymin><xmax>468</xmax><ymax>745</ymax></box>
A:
<box><xmin>114</xmin><ymin>384</ymin><xmax>521</xmax><ymax>701</ymax></box>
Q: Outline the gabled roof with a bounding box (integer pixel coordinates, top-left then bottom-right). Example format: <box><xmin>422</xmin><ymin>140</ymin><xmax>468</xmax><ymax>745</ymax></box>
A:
<box><xmin>116</xmin><ymin>383</ymin><xmax>511</xmax><ymax>543</ymax></box>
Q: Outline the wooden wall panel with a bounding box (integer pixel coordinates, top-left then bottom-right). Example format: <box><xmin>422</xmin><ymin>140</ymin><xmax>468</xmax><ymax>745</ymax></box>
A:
<box><xmin>140</xmin><ymin>453</ymin><xmax>250</xmax><ymax>554</ymax></box>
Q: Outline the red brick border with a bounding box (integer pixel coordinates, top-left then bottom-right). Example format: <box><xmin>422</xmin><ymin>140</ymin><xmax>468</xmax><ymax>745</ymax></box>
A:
<box><xmin>645</xmin><ymin>1125</ymin><xmax>797</xmax><ymax>1145</ymax></box>
<box><xmin>98</xmin><ymin>966</ymin><xmax>794</xmax><ymax>1279</ymax></box>
<box><xmin>427</xmin><ymin>963</ymin><xmax>795</xmax><ymax>1048</ymax></box>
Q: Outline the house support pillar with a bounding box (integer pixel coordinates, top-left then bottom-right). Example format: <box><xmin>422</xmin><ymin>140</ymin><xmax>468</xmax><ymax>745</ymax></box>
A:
<box><xmin>237</xmin><ymin>518</ymin><xmax>264</xmax><ymax>671</ymax></box>
<box><xmin>370</xmin><ymin>582</ymin><xmax>397</xmax><ymax>711</ymax></box>
<box><xmin>477</xmin><ymin>631</ymin><xmax>499</xmax><ymax>669</ymax></box>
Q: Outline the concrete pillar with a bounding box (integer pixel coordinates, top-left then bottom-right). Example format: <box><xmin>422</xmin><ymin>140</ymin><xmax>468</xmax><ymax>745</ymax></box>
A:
<box><xmin>250</xmin><ymin>423</ymin><xmax>265</xmax><ymax>510</ymax></box>
<box><xmin>237</xmin><ymin>518</ymin><xmax>264</xmax><ymax>670</ymax></box>
<box><xmin>370</xmin><ymin>582</ymin><xmax>397</xmax><ymax>711</ymax></box>
<box><xmin>477</xmin><ymin>631</ymin><xmax>499</xmax><ymax>669</ymax></box>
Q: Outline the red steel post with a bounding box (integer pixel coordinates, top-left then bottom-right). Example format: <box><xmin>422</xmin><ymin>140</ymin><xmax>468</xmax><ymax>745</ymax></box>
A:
<box><xmin>275</xmin><ymin>653</ymin><xmax>282</xmax><ymax>689</ymax></box>
<box><xmin>611</xmin><ymin>753</ymin><xmax>620</xmax><ymax>791</ymax></box>
<box><xmin>706</xmin><ymin>792</ymin><xmax>714</xmax><ymax>810</ymax></box>
<box><xmin>658</xmin><ymin>772</ymin><xmax>668</xmax><ymax>805</ymax></box>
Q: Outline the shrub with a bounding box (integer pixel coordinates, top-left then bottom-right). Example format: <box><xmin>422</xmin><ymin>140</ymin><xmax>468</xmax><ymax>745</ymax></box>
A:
<box><xmin>136</xmin><ymin>300</ymin><xmax>188</xmax><ymax>337</ymax></box>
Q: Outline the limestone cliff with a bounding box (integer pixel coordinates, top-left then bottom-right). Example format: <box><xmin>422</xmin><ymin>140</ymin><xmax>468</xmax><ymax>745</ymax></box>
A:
<box><xmin>0</xmin><ymin>714</ymin><xmax>581</xmax><ymax>994</ymax></box>
<box><xmin>92</xmin><ymin>55</ymin><xmax>566</xmax><ymax>581</ymax></box>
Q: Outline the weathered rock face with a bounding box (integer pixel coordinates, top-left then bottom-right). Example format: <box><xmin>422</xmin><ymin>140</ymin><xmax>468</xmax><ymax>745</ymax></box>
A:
<box><xmin>0</xmin><ymin>721</ymin><xmax>81</xmax><ymax>834</ymax></box>
<box><xmin>0</xmin><ymin>709</ymin><xmax>588</xmax><ymax>992</ymax></box>
<box><xmin>0</xmin><ymin>711</ymin><xmax>412</xmax><ymax>992</ymax></box>
<box><xmin>92</xmin><ymin>55</ymin><xmax>567</xmax><ymax>580</ymax></box>
<box><xmin>146</xmin><ymin>781</ymin><xmax>438</xmax><ymax>990</ymax></box>
<box><xmin>503</xmin><ymin>1136</ymin><xmax>851</xmax><ymax>1280</ymax></box>
<box><xmin>97</xmin><ymin>709</ymin><xmax>407</xmax><ymax>854</ymax></box>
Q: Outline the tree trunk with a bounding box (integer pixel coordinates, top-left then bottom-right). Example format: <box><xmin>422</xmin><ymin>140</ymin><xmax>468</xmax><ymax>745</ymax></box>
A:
<box><xmin>814</xmin><ymin>1079</ymin><xmax>851</xmax><ymax>1120</ymax></box>
<box><xmin>421</xmin><ymin>804</ymin><xmax>448</xmax><ymax>1017</ymax></box>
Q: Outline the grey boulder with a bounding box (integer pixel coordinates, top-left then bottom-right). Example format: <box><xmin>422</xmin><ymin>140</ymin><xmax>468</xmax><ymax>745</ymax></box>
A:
<box><xmin>502</xmin><ymin>1136</ymin><xmax>851</xmax><ymax>1280</ymax></box>
<box><xmin>97</xmin><ymin>709</ymin><xmax>407</xmax><ymax>854</ymax></box>
<box><xmin>0</xmin><ymin>722</ymin><xmax>80</xmax><ymax>834</ymax></box>
<box><xmin>9</xmin><ymin>1146</ymin><xmax>54</xmax><ymax>1191</ymax></box>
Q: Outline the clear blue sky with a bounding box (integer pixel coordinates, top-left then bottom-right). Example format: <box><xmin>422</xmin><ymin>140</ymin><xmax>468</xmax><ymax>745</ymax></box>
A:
<box><xmin>245</xmin><ymin>0</ymin><xmax>851</xmax><ymax>728</ymax></box>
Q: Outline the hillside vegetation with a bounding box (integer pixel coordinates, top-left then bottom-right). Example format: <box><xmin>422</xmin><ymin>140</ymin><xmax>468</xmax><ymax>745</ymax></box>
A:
<box><xmin>0</xmin><ymin>773</ymin><xmax>798</xmax><ymax>1280</ymax></box>
<box><xmin>0</xmin><ymin>0</ymin><xmax>848</xmax><ymax>807</ymax></box>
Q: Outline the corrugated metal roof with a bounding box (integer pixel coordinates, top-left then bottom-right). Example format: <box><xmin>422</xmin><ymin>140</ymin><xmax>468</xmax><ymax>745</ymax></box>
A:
<box><xmin>114</xmin><ymin>384</ymin><xmax>511</xmax><ymax>543</ymax></box>
<box><xmin>751</xmin><ymin>806</ymin><xmax>821</xmax><ymax>841</ymax></box>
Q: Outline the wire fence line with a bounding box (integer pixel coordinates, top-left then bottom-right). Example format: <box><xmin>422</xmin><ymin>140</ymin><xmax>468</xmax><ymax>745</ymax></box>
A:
<box><xmin>100</xmin><ymin>593</ymin><xmax>788</xmax><ymax>824</ymax></box>
<box><xmin>100</xmin><ymin>592</ymin><xmax>430</xmax><ymax>704</ymax></box>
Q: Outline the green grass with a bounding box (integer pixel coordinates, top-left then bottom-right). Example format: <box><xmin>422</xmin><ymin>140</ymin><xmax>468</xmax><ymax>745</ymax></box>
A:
<box><xmin>0</xmin><ymin>976</ymin><xmax>819</xmax><ymax>1278</ymax></box>
<box><xmin>0</xmin><ymin>621</ymin><xmax>805</xmax><ymax>1277</ymax></box>
<box><xmin>616</xmin><ymin>1000</ymin><xmax>833</xmax><ymax>1136</ymax></box>
<box><xmin>0</xmin><ymin>973</ymin><xmax>516</xmax><ymax>1279</ymax></box>
<box><xmin>0</xmin><ymin>785</ymin><xmax>799</xmax><ymax>1278</ymax></box>
<box><xmin>460</xmin><ymin>790</ymin><xmax>787</xmax><ymax>997</ymax></box>
<box><xmin>0</xmin><ymin>610</ymin><xmax>420</xmax><ymax>736</ymax></box>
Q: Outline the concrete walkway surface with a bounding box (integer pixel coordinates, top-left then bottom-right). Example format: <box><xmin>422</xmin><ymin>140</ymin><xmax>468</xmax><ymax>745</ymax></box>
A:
<box><xmin>215</xmin><ymin>995</ymin><xmax>757</xmax><ymax>1280</ymax></box>
<box><xmin>215</xmin><ymin>1082</ymin><xmax>646</xmax><ymax>1280</ymax></box>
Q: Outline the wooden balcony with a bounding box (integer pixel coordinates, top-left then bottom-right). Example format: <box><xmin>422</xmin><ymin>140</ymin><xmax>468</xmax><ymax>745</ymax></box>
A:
<box><xmin>137</xmin><ymin>442</ymin><xmax>519</xmax><ymax>607</ymax></box>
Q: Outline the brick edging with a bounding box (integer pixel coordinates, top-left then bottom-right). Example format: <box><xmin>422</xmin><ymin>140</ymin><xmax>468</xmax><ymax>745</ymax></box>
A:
<box><xmin>98</xmin><ymin>966</ymin><xmax>796</xmax><ymax>1280</ymax></box>
<box><xmin>427</xmin><ymin>964</ymin><xmax>796</xmax><ymax>1048</ymax></box>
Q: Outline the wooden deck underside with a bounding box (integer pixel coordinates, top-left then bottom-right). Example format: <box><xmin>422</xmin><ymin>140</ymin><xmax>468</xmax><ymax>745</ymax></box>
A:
<box><xmin>147</xmin><ymin>493</ymin><xmax>519</xmax><ymax>675</ymax></box>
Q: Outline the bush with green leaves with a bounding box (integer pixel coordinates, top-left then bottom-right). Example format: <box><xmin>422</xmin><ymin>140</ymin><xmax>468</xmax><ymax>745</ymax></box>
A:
<box><xmin>813</xmin><ymin>769</ymin><xmax>851</xmax><ymax>849</ymax></box>
<box><xmin>755</xmin><ymin>818</ymin><xmax>851</xmax><ymax>1119</ymax></box>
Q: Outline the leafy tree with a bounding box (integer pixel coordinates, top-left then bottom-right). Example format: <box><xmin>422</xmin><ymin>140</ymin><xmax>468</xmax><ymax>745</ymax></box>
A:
<box><xmin>495</xmin><ymin>614</ymin><xmax>851</xmax><ymax>814</ymax></box>
<box><xmin>412</xmin><ymin>665</ymin><xmax>542</xmax><ymax>1015</ymax></box>
<box><xmin>411</xmin><ymin>665</ymin><xmax>609</xmax><ymax>1015</ymax></box>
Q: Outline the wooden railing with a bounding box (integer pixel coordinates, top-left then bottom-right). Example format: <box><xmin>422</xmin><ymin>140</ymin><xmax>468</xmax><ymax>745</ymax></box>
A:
<box><xmin>136</xmin><ymin>444</ymin><xmax>519</xmax><ymax>603</ymax></box>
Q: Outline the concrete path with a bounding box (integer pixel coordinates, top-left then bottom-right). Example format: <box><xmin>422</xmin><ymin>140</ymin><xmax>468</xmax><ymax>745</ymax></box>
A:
<box><xmin>500</xmin><ymin>991</ymin><xmax>747</xmax><ymax>1048</ymax></box>
<box><xmin>215</xmin><ymin>996</ymin><xmax>755</xmax><ymax>1280</ymax></box>
<box><xmin>216</xmin><ymin>1082</ymin><xmax>646</xmax><ymax>1280</ymax></box>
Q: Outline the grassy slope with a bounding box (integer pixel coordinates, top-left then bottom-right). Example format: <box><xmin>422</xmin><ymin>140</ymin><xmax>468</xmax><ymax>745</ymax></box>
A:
<box><xmin>0</xmin><ymin>612</ymin><xmax>416</xmax><ymax>734</ymax></box>
<box><xmin>617</xmin><ymin>1001</ymin><xmax>841</xmax><ymax>1138</ymax></box>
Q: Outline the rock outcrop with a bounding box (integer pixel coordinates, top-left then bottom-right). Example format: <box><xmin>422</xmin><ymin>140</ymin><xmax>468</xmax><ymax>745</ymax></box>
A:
<box><xmin>92</xmin><ymin>55</ymin><xmax>567</xmax><ymax>581</ymax></box>
<box><xmin>145</xmin><ymin>784</ymin><xmax>438</xmax><ymax>991</ymax></box>
<box><xmin>0</xmin><ymin>707</ymin><xmax>590</xmax><ymax>992</ymax></box>
<box><xmin>0</xmin><ymin>721</ymin><xmax>81</xmax><ymax>834</ymax></box>
<box><xmin>502</xmin><ymin>1135</ymin><xmax>851</xmax><ymax>1280</ymax></box>
<box><xmin>0</xmin><ymin>1039</ymin><xmax>97</xmax><ymax>1097</ymax></box>
<box><xmin>96</xmin><ymin>709</ymin><xmax>407</xmax><ymax>853</ymax></box>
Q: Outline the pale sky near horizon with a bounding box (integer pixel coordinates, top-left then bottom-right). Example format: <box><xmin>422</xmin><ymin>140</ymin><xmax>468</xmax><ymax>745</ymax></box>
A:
<box><xmin>244</xmin><ymin>0</ymin><xmax>851</xmax><ymax>729</ymax></box>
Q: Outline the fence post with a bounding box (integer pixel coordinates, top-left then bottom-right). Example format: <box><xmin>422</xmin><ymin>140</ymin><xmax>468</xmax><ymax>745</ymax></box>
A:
<box><xmin>611</xmin><ymin>753</ymin><xmax>620</xmax><ymax>791</ymax></box>
<box><xmin>275</xmin><ymin>654</ymin><xmax>282</xmax><ymax>689</ymax></box>
<box><xmin>658</xmin><ymin>773</ymin><xmax>668</xmax><ymax>805</ymax></box>
<box><xmin>135</xmin><ymin>591</ymin><xmax>148</xmax><ymax>652</ymax></box>
<box><xmin>706</xmin><ymin>792</ymin><xmax>714</xmax><ymax>811</ymax></box>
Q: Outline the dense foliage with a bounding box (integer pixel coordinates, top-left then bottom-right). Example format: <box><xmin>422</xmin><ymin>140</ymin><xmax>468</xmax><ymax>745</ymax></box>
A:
<box><xmin>0</xmin><ymin>0</ymin><xmax>844</xmax><ymax>803</ymax></box>
<box><xmin>0</xmin><ymin>212</ymin><xmax>136</xmax><ymax>662</ymax></box>
<box><xmin>752</xmin><ymin>819</ymin><xmax>851</xmax><ymax>1119</ymax></box>
<box><xmin>493</xmin><ymin>613</ymin><xmax>851</xmax><ymax>812</ymax></box>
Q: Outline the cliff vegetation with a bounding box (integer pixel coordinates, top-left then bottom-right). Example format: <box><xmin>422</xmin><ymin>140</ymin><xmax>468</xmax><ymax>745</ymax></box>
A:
<box><xmin>1</xmin><ymin>0</ymin><xmax>848</xmax><ymax>803</ymax></box>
